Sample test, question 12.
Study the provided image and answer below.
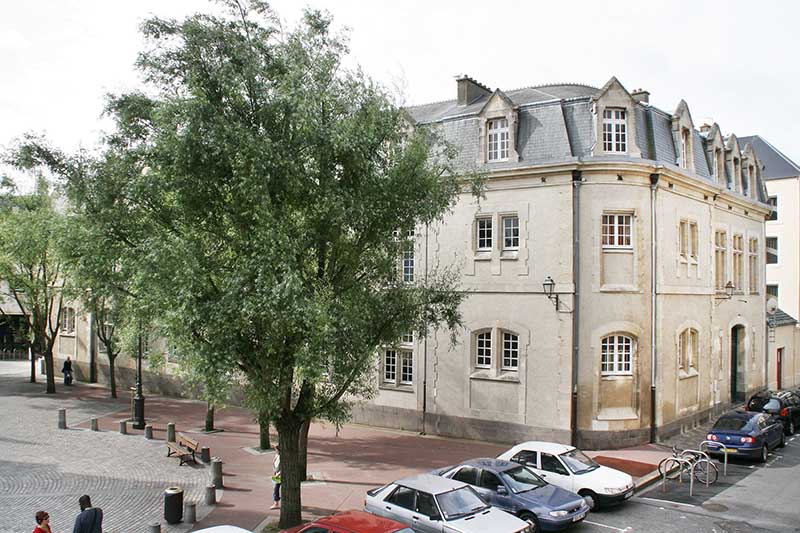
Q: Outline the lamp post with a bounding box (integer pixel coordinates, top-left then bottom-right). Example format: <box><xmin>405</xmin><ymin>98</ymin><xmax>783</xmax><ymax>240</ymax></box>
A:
<box><xmin>542</xmin><ymin>276</ymin><xmax>559</xmax><ymax>311</ymax></box>
<box><xmin>132</xmin><ymin>323</ymin><xmax>146</xmax><ymax>429</ymax></box>
<box><xmin>714</xmin><ymin>281</ymin><xmax>735</xmax><ymax>305</ymax></box>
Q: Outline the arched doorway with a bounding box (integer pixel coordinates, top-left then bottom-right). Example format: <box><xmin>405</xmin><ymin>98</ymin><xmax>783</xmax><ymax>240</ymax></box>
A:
<box><xmin>730</xmin><ymin>325</ymin><xmax>746</xmax><ymax>403</ymax></box>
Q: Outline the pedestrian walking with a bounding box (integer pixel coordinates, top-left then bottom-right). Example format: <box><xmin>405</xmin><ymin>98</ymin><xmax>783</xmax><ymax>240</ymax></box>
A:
<box><xmin>61</xmin><ymin>357</ymin><xmax>73</xmax><ymax>386</ymax></box>
<box><xmin>270</xmin><ymin>445</ymin><xmax>281</xmax><ymax>510</ymax></box>
<box><xmin>32</xmin><ymin>510</ymin><xmax>52</xmax><ymax>533</ymax></box>
<box><xmin>72</xmin><ymin>494</ymin><xmax>102</xmax><ymax>533</ymax></box>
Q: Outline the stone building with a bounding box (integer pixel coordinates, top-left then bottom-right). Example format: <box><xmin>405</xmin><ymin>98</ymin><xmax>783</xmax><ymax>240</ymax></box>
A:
<box><xmin>351</xmin><ymin>76</ymin><xmax>772</xmax><ymax>448</ymax></box>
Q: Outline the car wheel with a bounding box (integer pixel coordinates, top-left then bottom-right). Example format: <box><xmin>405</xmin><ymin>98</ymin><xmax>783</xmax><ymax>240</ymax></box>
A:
<box><xmin>787</xmin><ymin>420</ymin><xmax>796</xmax><ymax>436</ymax></box>
<box><xmin>518</xmin><ymin>512</ymin><xmax>540</xmax><ymax>533</ymax></box>
<box><xmin>579</xmin><ymin>490</ymin><xmax>597</xmax><ymax>511</ymax></box>
<box><xmin>759</xmin><ymin>445</ymin><xmax>768</xmax><ymax>463</ymax></box>
<box><xmin>779</xmin><ymin>432</ymin><xmax>786</xmax><ymax>448</ymax></box>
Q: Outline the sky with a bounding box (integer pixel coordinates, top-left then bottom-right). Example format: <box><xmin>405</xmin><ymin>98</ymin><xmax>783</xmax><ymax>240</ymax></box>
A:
<box><xmin>2</xmin><ymin>0</ymin><xmax>799</xmax><ymax>186</ymax></box>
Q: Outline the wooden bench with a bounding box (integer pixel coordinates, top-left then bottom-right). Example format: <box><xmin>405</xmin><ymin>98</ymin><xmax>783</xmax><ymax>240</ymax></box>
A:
<box><xmin>166</xmin><ymin>433</ymin><xmax>200</xmax><ymax>466</ymax></box>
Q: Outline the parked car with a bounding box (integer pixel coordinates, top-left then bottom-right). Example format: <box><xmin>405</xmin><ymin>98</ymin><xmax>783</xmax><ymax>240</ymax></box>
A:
<box><xmin>746</xmin><ymin>390</ymin><xmax>800</xmax><ymax>435</ymax></box>
<box><xmin>497</xmin><ymin>441</ymin><xmax>634</xmax><ymax>510</ymax></box>
<box><xmin>365</xmin><ymin>473</ymin><xmax>534</xmax><ymax>533</ymax></box>
<box><xmin>436</xmin><ymin>458</ymin><xmax>588</xmax><ymax>531</ymax></box>
<box><xmin>281</xmin><ymin>510</ymin><xmax>413</xmax><ymax>533</ymax></box>
<box><xmin>706</xmin><ymin>409</ymin><xmax>785</xmax><ymax>462</ymax></box>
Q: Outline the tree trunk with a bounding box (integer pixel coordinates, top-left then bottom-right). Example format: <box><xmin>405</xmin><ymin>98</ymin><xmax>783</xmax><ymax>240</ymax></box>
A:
<box><xmin>205</xmin><ymin>403</ymin><xmax>215</xmax><ymax>432</ymax></box>
<box><xmin>299</xmin><ymin>419</ymin><xmax>311</xmax><ymax>481</ymax></box>
<box><xmin>44</xmin><ymin>349</ymin><xmax>55</xmax><ymax>394</ymax></box>
<box><xmin>258</xmin><ymin>410</ymin><xmax>271</xmax><ymax>450</ymax></box>
<box><xmin>277</xmin><ymin>417</ymin><xmax>303</xmax><ymax>529</ymax></box>
<box><xmin>108</xmin><ymin>353</ymin><xmax>117</xmax><ymax>398</ymax></box>
<box><xmin>29</xmin><ymin>347</ymin><xmax>36</xmax><ymax>383</ymax></box>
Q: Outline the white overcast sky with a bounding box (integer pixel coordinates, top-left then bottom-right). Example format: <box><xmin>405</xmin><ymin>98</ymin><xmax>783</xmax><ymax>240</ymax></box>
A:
<box><xmin>2</xmin><ymin>0</ymin><xmax>799</xmax><ymax>177</ymax></box>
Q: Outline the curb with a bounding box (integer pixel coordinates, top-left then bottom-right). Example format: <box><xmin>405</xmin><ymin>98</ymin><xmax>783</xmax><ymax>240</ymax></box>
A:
<box><xmin>634</xmin><ymin>468</ymin><xmax>664</xmax><ymax>495</ymax></box>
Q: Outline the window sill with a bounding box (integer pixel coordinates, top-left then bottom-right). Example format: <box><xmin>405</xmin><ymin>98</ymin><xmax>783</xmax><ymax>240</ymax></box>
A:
<box><xmin>500</xmin><ymin>250</ymin><xmax>519</xmax><ymax>261</ymax></box>
<box><xmin>601</xmin><ymin>373</ymin><xmax>633</xmax><ymax>381</ymax></box>
<box><xmin>379</xmin><ymin>384</ymin><xmax>414</xmax><ymax>393</ymax></box>
<box><xmin>597</xmin><ymin>407</ymin><xmax>639</xmax><ymax>421</ymax></box>
<box><xmin>679</xmin><ymin>368</ymin><xmax>699</xmax><ymax>380</ymax></box>
<box><xmin>600</xmin><ymin>285</ymin><xmax>640</xmax><ymax>293</ymax></box>
<box><xmin>59</xmin><ymin>332</ymin><xmax>76</xmax><ymax>337</ymax></box>
<box><xmin>470</xmin><ymin>370</ymin><xmax>520</xmax><ymax>383</ymax></box>
<box><xmin>474</xmin><ymin>251</ymin><xmax>492</xmax><ymax>261</ymax></box>
<box><xmin>601</xmin><ymin>247</ymin><xmax>634</xmax><ymax>254</ymax></box>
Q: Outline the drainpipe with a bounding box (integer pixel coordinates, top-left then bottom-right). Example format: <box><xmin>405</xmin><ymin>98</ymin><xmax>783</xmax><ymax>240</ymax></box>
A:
<box><xmin>87</xmin><ymin>312</ymin><xmax>97</xmax><ymax>383</ymax></box>
<box><xmin>570</xmin><ymin>169</ymin><xmax>582</xmax><ymax>446</ymax></box>
<box><xmin>649</xmin><ymin>173</ymin><xmax>660</xmax><ymax>443</ymax></box>
<box><xmin>421</xmin><ymin>222</ymin><xmax>429</xmax><ymax>435</ymax></box>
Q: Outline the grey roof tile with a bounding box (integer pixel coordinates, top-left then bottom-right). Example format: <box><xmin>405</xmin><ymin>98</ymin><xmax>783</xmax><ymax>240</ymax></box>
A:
<box><xmin>739</xmin><ymin>135</ymin><xmax>800</xmax><ymax>180</ymax></box>
<box><xmin>771</xmin><ymin>308</ymin><xmax>798</xmax><ymax>327</ymax></box>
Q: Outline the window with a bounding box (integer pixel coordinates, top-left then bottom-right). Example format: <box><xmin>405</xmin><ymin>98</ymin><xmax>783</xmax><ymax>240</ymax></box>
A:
<box><xmin>511</xmin><ymin>450</ymin><xmax>537</xmax><ymax>466</ymax></box>
<box><xmin>733</xmin><ymin>234</ymin><xmax>743</xmax><ymax>291</ymax></box>
<box><xmin>487</xmin><ymin>118</ymin><xmax>509</xmax><ymax>161</ymax></box>
<box><xmin>452</xmin><ymin>466</ymin><xmax>480</xmax><ymax>485</ymax></box>
<box><xmin>478</xmin><ymin>470</ymin><xmax>503</xmax><ymax>491</ymax></box>
<box><xmin>679</xmin><ymin>220</ymin><xmax>698</xmax><ymax>260</ymax></box>
<box><xmin>476</xmin><ymin>217</ymin><xmax>493</xmax><ymax>251</ymax></box>
<box><xmin>386</xmin><ymin>486</ymin><xmax>415</xmax><ymax>510</ymax></box>
<box><xmin>733</xmin><ymin>158</ymin><xmax>741</xmax><ymax>191</ymax></box>
<box><xmin>678</xmin><ymin>328</ymin><xmax>698</xmax><ymax>372</ymax></box>
<box><xmin>768</xmin><ymin>196</ymin><xmax>778</xmax><ymax>221</ymax></box>
<box><xmin>502</xmin><ymin>332</ymin><xmax>519</xmax><ymax>370</ymax></box>
<box><xmin>400</xmin><ymin>351</ymin><xmax>413</xmax><ymax>385</ymax></box>
<box><xmin>502</xmin><ymin>216</ymin><xmax>519</xmax><ymax>250</ymax></box>
<box><xmin>714</xmin><ymin>230</ymin><xmax>728</xmax><ymax>290</ymax></box>
<box><xmin>60</xmin><ymin>307</ymin><xmax>76</xmax><ymax>335</ymax></box>
<box><xmin>540</xmin><ymin>453</ymin><xmax>569</xmax><ymax>476</ymax></box>
<box><xmin>402</xmin><ymin>249</ymin><xmax>414</xmax><ymax>283</ymax></box>
<box><xmin>602</xmin><ymin>213</ymin><xmax>632</xmax><ymax>249</ymax></box>
<box><xmin>384</xmin><ymin>350</ymin><xmax>396</xmax><ymax>383</ymax></box>
<box><xmin>681</xmin><ymin>129</ymin><xmax>690</xmax><ymax>169</ymax></box>
<box><xmin>748</xmin><ymin>238</ymin><xmax>759</xmax><ymax>294</ymax></box>
<box><xmin>713</xmin><ymin>148</ymin><xmax>722</xmax><ymax>181</ymax></box>
<box><xmin>476</xmin><ymin>331</ymin><xmax>492</xmax><ymax>368</ymax></box>
<box><xmin>416</xmin><ymin>491</ymin><xmax>438</xmax><ymax>518</ymax></box>
<box><xmin>601</xmin><ymin>335</ymin><xmax>633</xmax><ymax>376</ymax></box>
<box><xmin>602</xmin><ymin>109</ymin><xmax>627</xmax><ymax>153</ymax></box>
<box><xmin>766</xmin><ymin>237</ymin><xmax>778</xmax><ymax>264</ymax></box>
<box><xmin>767</xmin><ymin>284</ymin><xmax>779</xmax><ymax>298</ymax></box>
<box><xmin>383</xmin><ymin>333</ymin><xmax>413</xmax><ymax>387</ymax></box>
<box><xmin>401</xmin><ymin>332</ymin><xmax>414</xmax><ymax>344</ymax></box>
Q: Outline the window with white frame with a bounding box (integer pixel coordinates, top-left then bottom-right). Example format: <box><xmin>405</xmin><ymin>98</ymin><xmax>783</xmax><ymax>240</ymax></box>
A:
<box><xmin>602</xmin><ymin>109</ymin><xmax>627</xmax><ymax>153</ymax></box>
<box><xmin>766</xmin><ymin>237</ymin><xmax>778</xmax><ymax>264</ymax></box>
<box><xmin>383</xmin><ymin>349</ymin><xmax>396</xmax><ymax>383</ymax></box>
<box><xmin>383</xmin><ymin>334</ymin><xmax>414</xmax><ymax>387</ymax></box>
<box><xmin>602</xmin><ymin>213</ymin><xmax>632</xmax><ymax>249</ymax></box>
<box><xmin>502</xmin><ymin>332</ymin><xmax>519</xmax><ymax>370</ymax></box>
<box><xmin>748</xmin><ymin>238</ymin><xmax>759</xmax><ymax>294</ymax></box>
<box><xmin>713</xmin><ymin>148</ymin><xmax>722</xmax><ymax>182</ymax></box>
<box><xmin>767</xmin><ymin>284</ymin><xmax>778</xmax><ymax>298</ymax></box>
<box><xmin>487</xmin><ymin>118</ymin><xmax>509</xmax><ymax>161</ymax></box>
<box><xmin>476</xmin><ymin>331</ymin><xmax>492</xmax><ymax>368</ymax></box>
<box><xmin>733</xmin><ymin>234</ymin><xmax>744</xmax><ymax>291</ymax></box>
<box><xmin>601</xmin><ymin>334</ymin><xmax>633</xmax><ymax>376</ymax></box>
<box><xmin>768</xmin><ymin>196</ymin><xmax>777</xmax><ymax>221</ymax></box>
<box><xmin>677</xmin><ymin>328</ymin><xmax>698</xmax><ymax>373</ymax></box>
<box><xmin>400</xmin><ymin>351</ymin><xmax>413</xmax><ymax>384</ymax></box>
<box><xmin>502</xmin><ymin>215</ymin><xmax>519</xmax><ymax>250</ymax></box>
<box><xmin>681</xmin><ymin>129</ymin><xmax>690</xmax><ymax>169</ymax></box>
<box><xmin>401</xmin><ymin>332</ymin><xmax>414</xmax><ymax>344</ymax></box>
<box><xmin>60</xmin><ymin>307</ymin><xmax>76</xmax><ymax>335</ymax></box>
<box><xmin>476</xmin><ymin>217</ymin><xmax>493</xmax><ymax>251</ymax></box>
<box><xmin>714</xmin><ymin>230</ymin><xmax>728</xmax><ymax>290</ymax></box>
<box><xmin>402</xmin><ymin>249</ymin><xmax>414</xmax><ymax>283</ymax></box>
<box><xmin>679</xmin><ymin>219</ymin><xmax>698</xmax><ymax>261</ymax></box>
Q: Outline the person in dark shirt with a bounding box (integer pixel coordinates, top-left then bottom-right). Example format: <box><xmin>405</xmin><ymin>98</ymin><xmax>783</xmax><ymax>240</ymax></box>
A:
<box><xmin>73</xmin><ymin>495</ymin><xmax>102</xmax><ymax>533</ymax></box>
<box><xmin>62</xmin><ymin>357</ymin><xmax>73</xmax><ymax>386</ymax></box>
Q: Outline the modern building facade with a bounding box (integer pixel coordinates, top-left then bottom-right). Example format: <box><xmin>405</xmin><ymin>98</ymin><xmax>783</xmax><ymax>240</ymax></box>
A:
<box><xmin>351</xmin><ymin>76</ymin><xmax>772</xmax><ymax>448</ymax></box>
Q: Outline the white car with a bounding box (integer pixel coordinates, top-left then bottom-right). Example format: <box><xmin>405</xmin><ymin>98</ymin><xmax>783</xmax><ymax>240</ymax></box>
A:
<box><xmin>365</xmin><ymin>473</ymin><xmax>534</xmax><ymax>533</ymax></box>
<box><xmin>497</xmin><ymin>441</ymin><xmax>634</xmax><ymax>510</ymax></box>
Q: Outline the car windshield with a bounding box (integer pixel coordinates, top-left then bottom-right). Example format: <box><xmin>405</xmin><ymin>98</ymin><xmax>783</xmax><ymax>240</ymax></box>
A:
<box><xmin>560</xmin><ymin>449</ymin><xmax>599</xmax><ymax>474</ymax></box>
<box><xmin>748</xmin><ymin>395</ymin><xmax>771</xmax><ymax>411</ymax></box>
<box><xmin>499</xmin><ymin>465</ymin><xmax>547</xmax><ymax>493</ymax></box>
<box><xmin>713</xmin><ymin>416</ymin><xmax>753</xmax><ymax>431</ymax></box>
<box><xmin>435</xmin><ymin>486</ymin><xmax>488</xmax><ymax>520</ymax></box>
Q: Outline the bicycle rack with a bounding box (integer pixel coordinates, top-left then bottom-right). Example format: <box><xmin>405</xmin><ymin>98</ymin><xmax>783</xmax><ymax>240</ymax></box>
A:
<box><xmin>680</xmin><ymin>448</ymin><xmax>715</xmax><ymax>487</ymax></box>
<box><xmin>699</xmin><ymin>440</ymin><xmax>730</xmax><ymax>477</ymax></box>
<box><xmin>661</xmin><ymin>456</ymin><xmax>697</xmax><ymax>495</ymax></box>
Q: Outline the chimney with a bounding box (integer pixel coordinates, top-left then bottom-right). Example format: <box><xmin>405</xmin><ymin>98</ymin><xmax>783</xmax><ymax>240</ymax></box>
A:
<box><xmin>698</xmin><ymin>119</ymin><xmax>714</xmax><ymax>134</ymax></box>
<box><xmin>456</xmin><ymin>75</ymin><xmax>491</xmax><ymax>106</ymax></box>
<box><xmin>631</xmin><ymin>88</ymin><xmax>650</xmax><ymax>104</ymax></box>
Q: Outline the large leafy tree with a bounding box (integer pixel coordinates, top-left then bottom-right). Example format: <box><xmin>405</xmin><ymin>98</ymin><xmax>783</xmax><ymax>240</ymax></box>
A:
<box><xmin>67</xmin><ymin>1</ymin><xmax>474</xmax><ymax>526</ymax></box>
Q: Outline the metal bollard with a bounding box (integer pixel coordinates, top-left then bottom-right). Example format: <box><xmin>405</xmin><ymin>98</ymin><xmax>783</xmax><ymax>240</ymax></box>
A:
<box><xmin>148</xmin><ymin>524</ymin><xmax>161</xmax><ymax>533</ymax></box>
<box><xmin>211</xmin><ymin>458</ymin><xmax>223</xmax><ymax>489</ymax></box>
<box><xmin>144</xmin><ymin>424</ymin><xmax>153</xmax><ymax>439</ymax></box>
<box><xmin>58</xmin><ymin>409</ymin><xmax>67</xmax><ymax>430</ymax></box>
<box><xmin>204</xmin><ymin>484</ymin><xmax>216</xmax><ymax>505</ymax></box>
<box><xmin>167</xmin><ymin>422</ymin><xmax>176</xmax><ymax>443</ymax></box>
<box><xmin>119</xmin><ymin>420</ymin><xmax>128</xmax><ymax>435</ymax></box>
<box><xmin>200</xmin><ymin>446</ymin><xmax>211</xmax><ymax>463</ymax></box>
<box><xmin>90</xmin><ymin>418</ymin><xmax>98</xmax><ymax>431</ymax></box>
<box><xmin>184</xmin><ymin>502</ymin><xmax>196</xmax><ymax>523</ymax></box>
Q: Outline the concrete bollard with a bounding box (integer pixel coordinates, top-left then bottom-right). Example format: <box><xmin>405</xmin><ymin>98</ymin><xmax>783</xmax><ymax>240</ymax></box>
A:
<box><xmin>148</xmin><ymin>524</ymin><xmax>161</xmax><ymax>533</ymax></box>
<box><xmin>184</xmin><ymin>502</ymin><xmax>196</xmax><ymax>524</ymax></box>
<box><xmin>58</xmin><ymin>409</ymin><xmax>67</xmax><ymax>430</ymax></box>
<box><xmin>200</xmin><ymin>446</ymin><xmax>211</xmax><ymax>463</ymax></box>
<box><xmin>144</xmin><ymin>424</ymin><xmax>153</xmax><ymax>439</ymax></box>
<box><xmin>167</xmin><ymin>422</ymin><xmax>176</xmax><ymax>443</ymax></box>
<box><xmin>204</xmin><ymin>484</ymin><xmax>216</xmax><ymax>505</ymax></box>
<box><xmin>211</xmin><ymin>458</ymin><xmax>223</xmax><ymax>489</ymax></box>
<box><xmin>90</xmin><ymin>418</ymin><xmax>98</xmax><ymax>431</ymax></box>
<box><xmin>119</xmin><ymin>420</ymin><xmax>127</xmax><ymax>435</ymax></box>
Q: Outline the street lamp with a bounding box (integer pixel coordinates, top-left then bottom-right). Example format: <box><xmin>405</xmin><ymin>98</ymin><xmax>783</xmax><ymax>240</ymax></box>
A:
<box><xmin>542</xmin><ymin>276</ymin><xmax>559</xmax><ymax>311</ymax></box>
<box><xmin>714</xmin><ymin>281</ymin><xmax>735</xmax><ymax>305</ymax></box>
<box><xmin>132</xmin><ymin>323</ymin><xmax>146</xmax><ymax>429</ymax></box>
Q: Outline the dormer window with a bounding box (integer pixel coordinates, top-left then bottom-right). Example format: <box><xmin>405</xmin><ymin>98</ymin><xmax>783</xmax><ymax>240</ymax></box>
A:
<box><xmin>487</xmin><ymin>118</ymin><xmax>509</xmax><ymax>161</ymax></box>
<box><xmin>713</xmin><ymin>148</ymin><xmax>722</xmax><ymax>181</ymax></box>
<box><xmin>681</xmin><ymin>129</ymin><xmax>690</xmax><ymax>169</ymax></box>
<box><xmin>602</xmin><ymin>109</ymin><xmax>627</xmax><ymax>153</ymax></box>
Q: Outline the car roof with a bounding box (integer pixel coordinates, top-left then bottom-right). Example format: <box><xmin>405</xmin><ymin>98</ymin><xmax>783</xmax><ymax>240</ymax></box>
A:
<box><xmin>720</xmin><ymin>410</ymin><xmax>760</xmax><ymax>420</ymax></box>
<box><xmin>458</xmin><ymin>458</ymin><xmax>520</xmax><ymax>473</ymax></box>
<box><xmin>314</xmin><ymin>510</ymin><xmax>407</xmax><ymax>532</ymax></box>
<box><xmin>511</xmin><ymin>441</ymin><xmax>575</xmax><ymax>455</ymax></box>
<box><xmin>395</xmin><ymin>473</ymin><xmax>466</xmax><ymax>493</ymax></box>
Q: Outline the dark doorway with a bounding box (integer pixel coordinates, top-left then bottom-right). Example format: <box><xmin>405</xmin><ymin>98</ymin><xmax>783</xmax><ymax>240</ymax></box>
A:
<box><xmin>777</xmin><ymin>348</ymin><xmax>784</xmax><ymax>390</ymax></box>
<box><xmin>730</xmin><ymin>325</ymin><xmax>746</xmax><ymax>403</ymax></box>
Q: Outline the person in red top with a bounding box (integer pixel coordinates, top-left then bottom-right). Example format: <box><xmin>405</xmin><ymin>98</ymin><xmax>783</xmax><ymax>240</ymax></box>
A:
<box><xmin>33</xmin><ymin>510</ymin><xmax>52</xmax><ymax>533</ymax></box>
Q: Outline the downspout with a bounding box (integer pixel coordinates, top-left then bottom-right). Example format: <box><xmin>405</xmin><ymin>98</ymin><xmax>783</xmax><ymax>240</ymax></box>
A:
<box><xmin>87</xmin><ymin>312</ymin><xmax>97</xmax><ymax>383</ymax></box>
<box><xmin>570</xmin><ymin>169</ymin><xmax>582</xmax><ymax>446</ymax></box>
<box><xmin>649</xmin><ymin>173</ymin><xmax>660</xmax><ymax>443</ymax></box>
<box><xmin>421</xmin><ymin>222</ymin><xmax>429</xmax><ymax>435</ymax></box>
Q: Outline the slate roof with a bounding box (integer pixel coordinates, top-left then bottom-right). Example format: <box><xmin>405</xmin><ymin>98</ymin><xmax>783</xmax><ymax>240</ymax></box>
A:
<box><xmin>770</xmin><ymin>308</ymin><xmax>798</xmax><ymax>327</ymax></box>
<box><xmin>407</xmin><ymin>79</ymin><xmax>769</xmax><ymax>206</ymax></box>
<box><xmin>738</xmin><ymin>135</ymin><xmax>800</xmax><ymax>180</ymax></box>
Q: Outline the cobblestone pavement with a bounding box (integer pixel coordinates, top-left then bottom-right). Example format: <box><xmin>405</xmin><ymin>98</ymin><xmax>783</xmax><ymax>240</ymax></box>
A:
<box><xmin>0</xmin><ymin>361</ymin><xmax>212</xmax><ymax>533</ymax></box>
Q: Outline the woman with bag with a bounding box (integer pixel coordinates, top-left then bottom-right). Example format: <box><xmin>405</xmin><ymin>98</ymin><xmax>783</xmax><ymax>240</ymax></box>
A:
<box><xmin>270</xmin><ymin>445</ymin><xmax>281</xmax><ymax>510</ymax></box>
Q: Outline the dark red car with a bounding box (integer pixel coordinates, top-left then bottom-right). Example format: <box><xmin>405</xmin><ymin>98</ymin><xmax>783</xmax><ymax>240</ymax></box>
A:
<box><xmin>280</xmin><ymin>510</ymin><xmax>413</xmax><ymax>533</ymax></box>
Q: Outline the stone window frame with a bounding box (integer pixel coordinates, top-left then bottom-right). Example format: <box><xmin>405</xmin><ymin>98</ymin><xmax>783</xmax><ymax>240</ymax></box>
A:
<box><xmin>487</xmin><ymin>117</ymin><xmax>510</xmax><ymax>162</ymax></box>
<box><xmin>380</xmin><ymin>334</ymin><xmax>414</xmax><ymax>391</ymax></box>
<box><xmin>470</xmin><ymin>326</ymin><xmax>524</xmax><ymax>379</ymax></box>
<box><xmin>600</xmin><ymin>333</ymin><xmax>635</xmax><ymax>377</ymax></box>
<box><xmin>602</xmin><ymin>108</ymin><xmax>628</xmax><ymax>153</ymax></box>
<box><xmin>747</xmin><ymin>236</ymin><xmax>759</xmax><ymax>295</ymax></box>
<box><xmin>732</xmin><ymin>233</ymin><xmax>744</xmax><ymax>292</ymax></box>
<box><xmin>677</xmin><ymin>327</ymin><xmax>699</xmax><ymax>378</ymax></box>
<box><xmin>476</xmin><ymin>93</ymin><xmax>520</xmax><ymax>164</ymax></box>
<box><xmin>501</xmin><ymin>214</ymin><xmax>520</xmax><ymax>251</ymax></box>
<box><xmin>601</xmin><ymin>212</ymin><xmax>634</xmax><ymax>250</ymax></box>
<box><xmin>678</xmin><ymin>218</ymin><xmax>699</xmax><ymax>263</ymax></box>
<box><xmin>714</xmin><ymin>229</ymin><xmax>728</xmax><ymax>291</ymax></box>
<box><xmin>60</xmin><ymin>306</ymin><xmax>76</xmax><ymax>336</ymax></box>
<box><xmin>475</xmin><ymin>216</ymin><xmax>493</xmax><ymax>253</ymax></box>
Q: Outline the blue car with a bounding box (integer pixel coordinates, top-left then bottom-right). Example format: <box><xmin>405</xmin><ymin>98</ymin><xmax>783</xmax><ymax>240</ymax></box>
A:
<box><xmin>706</xmin><ymin>410</ymin><xmax>785</xmax><ymax>463</ymax></box>
<box><xmin>437</xmin><ymin>458</ymin><xmax>588</xmax><ymax>532</ymax></box>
